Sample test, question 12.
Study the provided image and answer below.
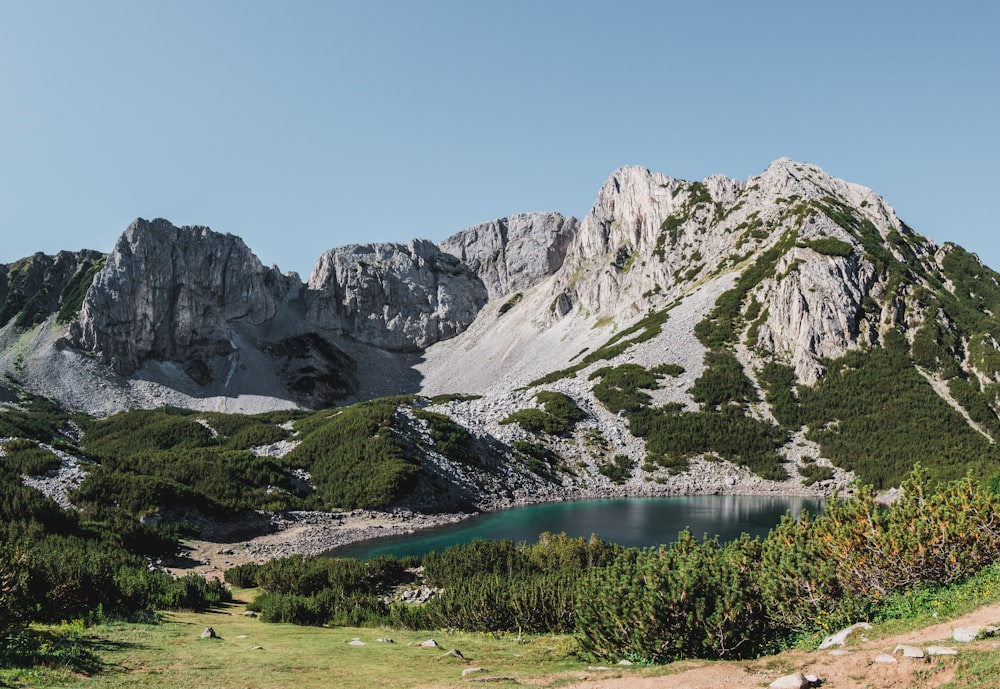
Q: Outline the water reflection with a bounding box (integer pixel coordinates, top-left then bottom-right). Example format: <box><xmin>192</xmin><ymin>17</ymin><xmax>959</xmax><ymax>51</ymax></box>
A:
<box><xmin>329</xmin><ymin>496</ymin><xmax>824</xmax><ymax>560</ymax></box>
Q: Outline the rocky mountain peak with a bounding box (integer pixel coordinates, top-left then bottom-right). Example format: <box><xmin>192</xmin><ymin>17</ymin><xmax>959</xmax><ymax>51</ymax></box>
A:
<box><xmin>70</xmin><ymin>218</ymin><xmax>294</xmax><ymax>378</ymax></box>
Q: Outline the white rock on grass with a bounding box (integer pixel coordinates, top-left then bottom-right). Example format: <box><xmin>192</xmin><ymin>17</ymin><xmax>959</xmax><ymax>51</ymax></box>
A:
<box><xmin>954</xmin><ymin>625</ymin><xmax>999</xmax><ymax>642</ymax></box>
<box><xmin>819</xmin><ymin>622</ymin><xmax>872</xmax><ymax>650</ymax></box>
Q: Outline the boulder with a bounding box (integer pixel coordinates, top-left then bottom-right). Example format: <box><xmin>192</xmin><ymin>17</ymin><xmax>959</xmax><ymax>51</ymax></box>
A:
<box><xmin>200</xmin><ymin>627</ymin><xmax>216</xmax><ymax>639</ymax></box>
<box><xmin>926</xmin><ymin>646</ymin><xmax>958</xmax><ymax>656</ymax></box>
<box><xmin>819</xmin><ymin>622</ymin><xmax>872</xmax><ymax>650</ymax></box>
<box><xmin>768</xmin><ymin>673</ymin><xmax>810</xmax><ymax>689</ymax></box>
<box><xmin>954</xmin><ymin>625</ymin><xmax>999</xmax><ymax>642</ymax></box>
<box><xmin>893</xmin><ymin>644</ymin><xmax>924</xmax><ymax>658</ymax></box>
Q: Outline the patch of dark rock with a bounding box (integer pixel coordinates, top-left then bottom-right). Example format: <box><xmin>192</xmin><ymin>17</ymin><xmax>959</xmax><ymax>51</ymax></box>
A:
<box><xmin>263</xmin><ymin>333</ymin><xmax>358</xmax><ymax>408</ymax></box>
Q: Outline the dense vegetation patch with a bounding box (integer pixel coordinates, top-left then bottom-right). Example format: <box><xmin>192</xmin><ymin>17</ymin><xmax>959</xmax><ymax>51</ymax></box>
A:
<box><xmin>797</xmin><ymin>237</ymin><xmax>854</xmax><ymax>257</ymax></box>
<box><xmin>412</xmin><ymin>408</ymin><xmax>480</xmax><ymax>465</ymax></box>
<box><xmin>500</xmin><ymin>391</ymin><xmax>586</xmax><ymax>436</ymax></box>
<box><xmin>285</xmin><ymin>398</ymin><xmax>421</xmax><ymax>510</ymax></box>
<box><xmin>56</xmin><ymin>257</ymin><xmax>106</xmax><ymax>323</ymax></box>
<box><xmin>0</xmin><ymin>448</ymin><xmax>230</xmax><ymax>668</ymax></box>
<box><xmin>797</xmin><ymin>330</ymin><xmax>1000</xmax><ymax>488</ymax></box>
<box><xmin>76</xmin><ymin>407</ymin><xmax>305</xmax><ymax>515</ymax></box>
<box><xmin>590</xmin><ymin>353</ymin><xmax>787</xmax><ymax>479</ymax></box>
<box><xmin>589</xmin><ymin>363</ymin><xmax>683</xmax><ymax>414</ymax></box>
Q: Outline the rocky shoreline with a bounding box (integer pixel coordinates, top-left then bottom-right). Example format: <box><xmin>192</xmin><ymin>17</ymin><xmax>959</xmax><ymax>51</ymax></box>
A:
<box><xmin>167</xmin><ymin>471</ymin><xmax>835</xmax><ymax>580</ymax></box>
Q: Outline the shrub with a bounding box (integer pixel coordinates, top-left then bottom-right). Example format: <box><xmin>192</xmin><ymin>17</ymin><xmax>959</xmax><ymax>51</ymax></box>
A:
<box><xmin>576</xmin><ymin>531</ymin><xmax>772</xmax><ymax>663</ymax></box>
<box><xmin>412</xmin><ymin>409</ymin><xmax>480</xmax><ymax>465</ymax></box>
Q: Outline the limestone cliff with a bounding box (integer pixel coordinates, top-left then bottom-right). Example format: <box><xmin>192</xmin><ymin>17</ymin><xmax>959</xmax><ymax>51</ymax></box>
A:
<box><xmin>305</xmin><ymin>239</ymin><xmax>488</xmax><ymax>352</ymax></box>
<box><xmin>439</xmin><ymin>213</ymin><xmax>578</xmax><ymax>300</ymax></box>
<box><xmin>70</xmin><ymin>218</ymin><xmax>297</xmax><ymax>380</ymax></box>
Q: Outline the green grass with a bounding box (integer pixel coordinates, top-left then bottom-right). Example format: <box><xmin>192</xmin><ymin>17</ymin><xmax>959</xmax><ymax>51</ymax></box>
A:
<box><xmin>0</xmin><ymin>598</ymin><xmax>593</xmax><ymax>689</ymax></box>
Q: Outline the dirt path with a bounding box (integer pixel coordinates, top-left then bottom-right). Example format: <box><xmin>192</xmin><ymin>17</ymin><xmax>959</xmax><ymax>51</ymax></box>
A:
<box><xmin>556</xmin><ymin>604</ymin><xmax>1000</xmax><ymax>689</ymax></box>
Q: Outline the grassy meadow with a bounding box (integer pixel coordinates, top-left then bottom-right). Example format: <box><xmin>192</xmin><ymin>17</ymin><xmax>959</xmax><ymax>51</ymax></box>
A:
<box><xmin>0</xmin><ymin>593</ymin><xmax>623</xmax><ymax>689</ymax></box>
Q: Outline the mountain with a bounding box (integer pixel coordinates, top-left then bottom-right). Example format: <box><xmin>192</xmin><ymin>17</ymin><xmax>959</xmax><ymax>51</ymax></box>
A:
<box><xmin>2</xmin><ymin>158</ymin><xmax>999</xmax><ymax>510</ymax></box>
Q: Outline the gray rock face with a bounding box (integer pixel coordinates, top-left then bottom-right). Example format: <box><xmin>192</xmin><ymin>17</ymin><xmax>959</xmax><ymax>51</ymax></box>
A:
<box><xmin>754</xmin><ymin>247</ymin><xmax>881</xmax><ymax>384</ymax></box>
<box><xmin>306</xmin><ymin>239</ymin><xmax>488</xmax><ymax>351</ymax></box>
<box><xmin>71</xmin><ymin>218</ymin><xmax>296</xmax><ymax>377</ymax></box>
<box><xmin>439</xmin><ymin>213</ymin><xmax>578</xmax><ymax>300</ymax></box>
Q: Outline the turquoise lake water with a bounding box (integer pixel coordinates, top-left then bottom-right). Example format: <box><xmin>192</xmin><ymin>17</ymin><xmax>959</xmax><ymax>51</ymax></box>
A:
<box><xmin>329</xmin><ymin>495</ymin><xmax>824</xmax><ymax>559</ymax></box>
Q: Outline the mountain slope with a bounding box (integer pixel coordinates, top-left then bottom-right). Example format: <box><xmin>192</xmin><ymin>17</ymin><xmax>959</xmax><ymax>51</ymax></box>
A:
<box><xmin>1</xmin><ymin>158</ymin><xmax>998</xmax><ymax>499</ymax></box>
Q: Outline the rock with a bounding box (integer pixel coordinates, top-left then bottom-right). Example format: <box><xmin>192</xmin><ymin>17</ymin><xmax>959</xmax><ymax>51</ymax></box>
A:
<box><xmin>893</xmin><ymin>644</ymin><xmax>925</xmax><ymax>658</ymax></box>
<box><xmin>819</xmin><ymin>622</ymin><xmax>872</xmax><ymax>650</ymax></box>
<box><xmin>0</xmin><ymin>249</ymin><xmax>104</xmax><ymax>330</ymax></box>
<box><xmin>243</xmin><ymin>611</ymin><xmax>257</xmax><ymax>617</ymax></box>
<box><xmin>71</xmin><ymin>219</ymin><xmax>293</xmax><ymax>376</ymax></box>
<box><xmin>347</xmin><ymin>638</ymin><xmax>366</xmax><ymax>646</ymax></box>
<box><xmin>953</xmin><ymin>625</ymin><xmax>999</xmax><ymax>642</ymax></box>
<box><xmin>443</xmin><ymin>649</ymin><xmax>464</xmax><ymax>658</ymax></box>
<box><xmin>828</xmin><ymin>649</ymin><xmax>851</xmax><ymax>656</ymax></box>
<box><xmin>200</xmin><ymin>627</ymin><xmax>216</xmax><ymax>639</ymax></box>
<box><xmin>462</xmin><ymin>667</ymin><xmax>486</xmax><ymax>677</ymax></box>
<box><xmin>376</xmin><ymin>637</ymin><xmax>394</xmax><ymax>643</ymax></box>
<box><xmin>926</xmin><ymin>646</ymin><xmax>958</xmax><ymax>656</ymax></box>
<box><xmin>617</xmin><ymin>659</ymin><xmax>633</xmax><ymax>665</ymax></box>
<box><xmin>440</xmin><ymin>213</ymin><xmax>577</xmax><ymax>300</ymax></box>
<box><xmin>874</xmin><ymin>654</ymin><xmax>898</xmax><ymax>664</ymax></box>
<box><xmin>419</xmin><ymin>639</ymin><xmax>439</xmax><ymax>648</ymax></box>
<box><xmin>768</xmin><ymin>673</ymin><xmax>810</xmax><ymax>689</ymax></box>
<box><xmin>306</xmin><ymin>239</ymin><xmax>487</xmax><ymax>351</ymax></box>
<box><xmin>250</xmin><ymin>645</ymin><xmax>263</xmax><ymax>651</ymax></box>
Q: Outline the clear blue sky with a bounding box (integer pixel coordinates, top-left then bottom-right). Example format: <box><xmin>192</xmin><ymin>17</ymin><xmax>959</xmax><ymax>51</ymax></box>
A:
<box><xmin>1</xmin><ymin>1</ymin><xmax>997</xmax><ymax>277</ymax></box>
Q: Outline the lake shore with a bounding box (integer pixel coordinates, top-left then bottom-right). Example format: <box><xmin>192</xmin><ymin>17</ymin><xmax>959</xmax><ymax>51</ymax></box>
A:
<box><xmin>166</xmin><ymin>473</ymin><xmax>833</xmax><ymax>579</ymax></box>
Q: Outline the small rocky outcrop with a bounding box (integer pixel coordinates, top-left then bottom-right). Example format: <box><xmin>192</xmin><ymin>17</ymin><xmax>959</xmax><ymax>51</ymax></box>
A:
<box><xmin>0</xmin><ymin>249</ymin><xmax>104</xmax><ymax>329</ymax></box>
<box><xmin>306</xmin><ymin>239</ymin><xmax>488</xmax><ymax>351</ymax></box>
<box><xmin>440</xmin><ymin>212</ymin><xmax>578</xmax><ymax>300</ymax></box>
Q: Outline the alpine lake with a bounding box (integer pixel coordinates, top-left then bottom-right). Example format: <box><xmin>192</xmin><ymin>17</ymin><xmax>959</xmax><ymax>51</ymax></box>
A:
<box><xmin>329</xmin><ymin>495</ymin><xmax>824</xmax><ymax>559</ymax></box>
